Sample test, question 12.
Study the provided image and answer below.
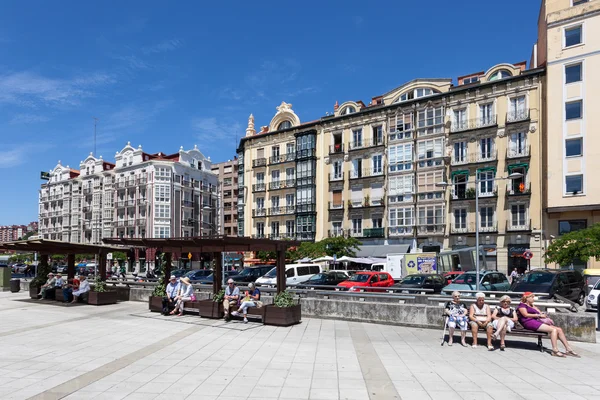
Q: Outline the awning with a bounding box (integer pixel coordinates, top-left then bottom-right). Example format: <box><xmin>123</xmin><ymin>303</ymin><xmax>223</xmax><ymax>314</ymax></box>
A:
<box><xmin>355</xmin><ymin>244</ymin><xmax>410</xmax><ymax>258</ymax></box>
<box><xmin>508</xmin><ymin>163</ymin><xmax>529</xmax><ymax>171</ymax></box>
<box><xmin>477</xmin><ymin>167</ymin><xmax>497</xmax><ymax>173</ymax></box>
<box><xmin>451</xmin><ymin>170</ymin><xmax>469</xmax><ymax>178</ymax></box>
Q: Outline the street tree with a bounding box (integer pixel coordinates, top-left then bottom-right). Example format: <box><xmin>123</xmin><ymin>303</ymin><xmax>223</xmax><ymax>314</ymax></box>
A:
<box><xmin>545</xmin><ymin>224</ymin><xmax>600</xmax><ymax>266</ymax></box>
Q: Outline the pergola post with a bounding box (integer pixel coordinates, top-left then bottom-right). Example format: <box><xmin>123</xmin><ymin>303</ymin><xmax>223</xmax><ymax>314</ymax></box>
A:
<box><xmin>67</xmin><ymin>254</ymin><xmax>75</xmax><ymax>280</ymax></box>
<box><xmin>128</xmin><ymin>250</ymin><xmax>136</xmax><ymax>274</ymax></box>
<box><xmin>163</xmin><ymin>251</ymin><xmax>172</xmax><ymax>284</ymax></box>
<box><xmin>276</xmin><ymin>245</ymin><xmax>286</xmax><ymax>294</ymax></box>
<box><xmin>213</xmin><ymin>252</ymin><xmax>222</xmax><ymax>295</ymax></box>
<box><xmin>98</xmin><ymin>253</ymin><xmax>107</xmax><ymax>280</ymax></box>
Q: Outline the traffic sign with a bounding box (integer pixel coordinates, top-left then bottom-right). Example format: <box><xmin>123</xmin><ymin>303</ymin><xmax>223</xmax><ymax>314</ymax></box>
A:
<box><xmin>523</xmin><ymin>249</ymin><xmax>533</xmax><ymax>260</ymax></box>
<box><xmin>188</xmin><ymin>252</ymin><xmax>192</xmax><ymax>260</ymax></box>
<box><xmin>106</xmin><ymin>253</ymin><xmax>113</xmax><ymax>260</ymax></box>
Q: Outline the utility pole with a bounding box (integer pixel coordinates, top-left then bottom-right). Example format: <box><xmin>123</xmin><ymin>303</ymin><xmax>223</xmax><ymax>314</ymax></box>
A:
<box><xmin>93</xmin><ymin>117</ymin><xmax>99</xmax><ymax>156</ymax></box>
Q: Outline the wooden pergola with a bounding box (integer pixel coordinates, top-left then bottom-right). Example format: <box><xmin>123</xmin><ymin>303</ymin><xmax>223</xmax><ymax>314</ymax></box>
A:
<box><xmin>0</xmin><ymin>239</ymin><xmax>129</xmax><ymax>280</ymax></box>
<box><xmin>102</xmin><ymin>236</ymin><xmax>300</xmax><ymax>293</ymax></box>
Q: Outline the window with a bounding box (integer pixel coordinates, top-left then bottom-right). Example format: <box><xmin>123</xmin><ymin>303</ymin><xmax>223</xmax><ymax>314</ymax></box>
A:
<box><xmin>256</xmin><ymin>223</ymin><xmax>265</xmax><ymax>237</ymax></box>
<box><xmin>278</xmin><ymin>121</ymin><xmax>292</xmax><ymax>130</ymax></box>
<box><xmin>566</xmin><ymin>100</ymin><xmax>582</xmax><ymax>120</ymax></box>
<box><xmin>511</xmin><ymin>204</ymin><xmax>526</xmax><ymax>227</ymax></box>
<box><xmin>343</xmin><ymin>106</ymin><xmax>356</xmax><ymax>115</ymax></box>
<box><xmin>417</xmin><ymin>106</ymin><xmax>444</xmax><ymax>135</ymax></box>
<box><xmin>489</xmin><ymin>70</ymin><xmax>511</xmax><ymax>81</ymax></box>
<box><xmin>573</xmin><ymin>0</ymin><xmax>588</xmax><ymax>5</ymax></box>
<box><xmin>479</xmin><ymin>103</ymin><xmax>494</xmax><ymax>125</ymax></box>
<box><xmin>565</xmin><ymin>25</ymin><xmax>582</xmax><ymax>47</ymax></box>
<box><xmin>372</xmin><ymin>154</ymin><xmax>383</xmax><ymax>174</ymax></box>
<box><xmin>154</xmin><ymin>185</ymin><xmax>170</xmax><ymax>202</ymax></box>
<box><xmin>373</xmin><ymin>126</ymin><xmax>383</xmax><ymax>145</ymax></box>
<box><xmin>271</xmin><ymin>196</ymin><xmax>280</xmax><ymax>208</ymax></box>
<box><xmin>285</xmin><ymin>193</ymin><xmax>295</xmax><ymax>206</ymax></box>
<box><xmin>388</xmin><ymin>144</ymin><xmax>412</xmax><ymax>171</ymax></box>
<box><xmin>271</xmin><ymin>170</ymin><xmax>280</xmax><ymax>183</ymax></box>
<box><xmin>286</xmin><ymin>220</ymin><xmax>295</xmax><ymax>235</ymax></box>
<box><xmin>418</xmin><ymin>205</ymin><xmax>444</xmax><ymax>226</ymax></box>
<box><xmin>565</xmin><ymin>175</ymin><xmax>583</xmax><ymax>194</ymax></box>
<box><xmin>256</xmin><ymin>172</ymin><xmax>265</xmax><ymax>184</ymax></box>
<box><xmin>154</xmin><ymin>226</ymin><xmax>170</xmax><ymax>238</ymax></box>
<box><xmin>480</xmin><ymin>138</ymin><xmax>494</xmax><ymax>160</ymax></box>
<box><xmin>565</xmin><ymin>63</ymin><xmax>582</xmax><ymax>84</ymax></box>
<box><xmin>478</xmin><ymin>170</ymin><xmax>495</xmax><ymax>195</ymax></box>
<box><xmin>566</xmin><ymin>138</ymin><xmax>582</xmax><ymax>157</ymax></box>
<box><xmin>463</xmin><ymin>76</ymin><xmax>479</xmax><ymax>84</ymax></box>
<box><xmin>417</xmin><ymin>170</ymin><xmax>444</xmax><ymax>193</ymax></box>
<box><xmin>352</xmin><ymin>129</ymin><xmax>363</xmax><ymax>148</ymax></box>
<box><xmin>453</xmin><ymin>142</ymin><xmax>467</xmax><ymax>164</ymax></box>
<box><xmin>286</xmin><ymin>142</ymin><xmax>295</xmax><ymax>155</ymax></box>
<box><xmin>331</xmin><ymin>221</ymin><xmax>342</xmax><ymax>236</ymax></box>
<box><xmin>296</xmin><ymin>215</ymin><xmax>315</xmax><ymax>238</ymax></box>
<box><xmin>352</xmin><ymin>219</ymin><xmax>362</xmax><ymax>235</ymax></box>
<box><xmin>286</xmin><ymin>167</ymin><xmax>295</xmax><ymax>179</ymax></box>
<box><xmin>480</xmin><ymin>206</ymin><xmax>494</xmax><ymax>228</ymax></box>
<box><xmin>372</xmin><ymin>218</ymin><xmax>382</xmax><ymax>229</ymax></box>
<box><xmin>351</xmin><ymin>158</ymin><xmax>362</xmax><ymax>178</ymax></box>
<box><xmin>453</xmin><ymin>108</ymin><xmax>467</xmax><ymax>130</ymax></box>
<box><xmin>389</xmin><ymin>208</ymin><xmax>414</xmax><ymax>233</ymax></box>
<box><xmin>417</xmin><ymin>138</ymin><xmax>444</xmax><ymax>161</ymax></box>
<box><xmin>508</xmin><ymin>133</ymin><xmax>527</xmax><ymax>157</ymax></box>
<box><xmin>256</xmin><ymin>197</ymin><xmax>264</xmax><ymax>209</ymax></box>
<box><xmin>270</xmin><ymin>221</ymin><xmax>280</xmax><ymax>236</ymax></box>
<box><xmin>454</xmin><ymin>208</ymin><xmax>467</xmax><ymax>230</ymax></box>
<box><xmin>389</xmin><ymin>175</ymin><xmax>413</xmax><ymax>196</ymax></box>
<box><xmin>559</xmin><ymin>220</ymin><xmax>586</xmax><ymax>235</ymax></box>
<box><xmin>388</xmin><ymin>113</ymin><xmax>413</xmax><ymax>140</ymax></box>
<box><xmin>332</xmin><ymin>160</ymin><xmax>343</xmax><ymax>179</ymax></box>
<box><xmin>272</xmin><ymin>146</ymin><xmax>280</xmax><ymax>158</ymax></box>
<box><xmin>155</xmin><ymin>167</ymin><xmax>171</xmax><ymax>179</ymax></box>
<box><xmin>508</xmin><ymin>96</ymin><xmax>526</xmax><ymax>121</ymax></box>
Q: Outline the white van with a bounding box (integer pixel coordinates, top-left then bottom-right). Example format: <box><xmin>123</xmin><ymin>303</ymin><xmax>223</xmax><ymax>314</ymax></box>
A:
<box><xmin>255</xmin><ymin>264</ymin><xmax>323</xmax><ymax>286</ymax></box>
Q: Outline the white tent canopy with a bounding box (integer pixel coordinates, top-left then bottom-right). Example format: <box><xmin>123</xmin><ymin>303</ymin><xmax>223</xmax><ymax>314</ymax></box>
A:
<box><xmin>311</xmin><ymin>256</ymin><xmax>335</xmax><ymax>262</ymax></box>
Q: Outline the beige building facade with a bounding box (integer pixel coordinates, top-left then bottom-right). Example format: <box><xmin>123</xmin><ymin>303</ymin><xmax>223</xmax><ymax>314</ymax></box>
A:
<box><xmin>534</xmin><ymin>0</ymin><xmax>600</xmax><ymax>268</ymax></box>
<box><xmin>237</xmin><ymin>62</ymin><xmax>544</xmax><ymax>273</ymax></box>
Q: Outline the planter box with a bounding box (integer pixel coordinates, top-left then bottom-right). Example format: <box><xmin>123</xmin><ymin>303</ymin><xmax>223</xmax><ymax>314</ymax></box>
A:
<box><xmin>149</xmin><ymin>296</ymin><xmax>163</xmax><ymax>312</ymax></box>
<box><xmin>263</xmin><ymin>304</ymin><xmax>301</xmax><ymax>327</ymax></box>
<box><xmin>88</xmin><ymin>291</ymin><xmax>118</xmax><ymax>306</ymax></box>
<box><xmin>197</xmin><ymin>299</ymin><xmax>224</xmax><ymax>319</ymax></box>
<box><xmin>55</xmin><ymin>288</ymin><xmax>65</xmax><ymax>302</ymax></box>
<box><xmin>29</xmin><ymin>285</ymin><xmax>40</xmax><ymax>299</ymax></box>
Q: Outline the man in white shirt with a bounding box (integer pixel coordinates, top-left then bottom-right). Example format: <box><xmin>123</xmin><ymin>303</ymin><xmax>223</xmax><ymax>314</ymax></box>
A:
<box><xmin>71</xmin><ymin>275</ymin><xmax>90</xmax><ymax>304</ymax></box>
<box><xmin>162</xmin><ymin>275</ymin><xmax>181</xmax><ymax>315</ymax></box>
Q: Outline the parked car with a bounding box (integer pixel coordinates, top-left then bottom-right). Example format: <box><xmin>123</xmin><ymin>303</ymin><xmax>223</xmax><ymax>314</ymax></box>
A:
<box><xmin>185</xmin><ymin>269</ymin><xmax>212</xmax><ymax>281</ymax></box>
<box><xmin>198</xmin><ymin>270</ymin><xmax>239</xmax><ymax>284</ymax></box>
<box><xmin>512</xmin><ymin>269</ymin><xmax>585</xmax><ymax>305</ymax></box>
<box><xmin>586</xmin><ymin>279</ymin><xmax>600</xmax><ymax>311</ymax></box>
<box><xmin>255</xmin><ymin>264</ymin><xmax>322</xmax><ymax>286</ymax></box>
<box><xmin>443</xmin><ymin>271</ymin><xmax>464</xmax><ymax>285</ymax></box>
<box><xmin>11</xmin><ymin>263</ymin><xmax>27</xmax><ymax>273</ymax></box>
<box><xmin>234</xmin><ymin>265</ymin><xmax>274</xmax><ymax>283</ymax></box>
<box><xmin>170</xmin><ymin>269</ymin><xmax>190</xmax><ymax>278</ymax></box>
<box><xmin>337</xmin><ymin>271</ymin><xmax>395</xmax><ymax>292</ymax></box>
<box><xmin>441</xmin><ymin>271</ymin><xmax>511</xmax><ymax>296</ymax></box>
<box><xmin>297</xmin><ymin>271</ymin><xmax>350</xmax><ymax>288</ymax></box>
<box><xmin>56</xmin><ymin>265</ymin><xmax>69</xmax><ymax>274</ymax></box>
<box><xmin>394</xmin><ymin>273</ymin><xmax>446</xmax><ymax>294</ymax></box>
<box><xmin>583</xmin><ymin>269</ymin><xmax>600</xmax><ymax>295</ymax></box>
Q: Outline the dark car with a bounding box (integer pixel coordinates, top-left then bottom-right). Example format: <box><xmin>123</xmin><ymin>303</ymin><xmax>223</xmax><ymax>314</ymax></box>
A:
<box><xmin>199</xmin><ymin>270</ymin><xmax>239</xmax><ymax>284</ymax></box>
<box><xmin>234</xmin><ymin>265</ymin><xmax>274</xmax><ymax>283</ymax></box>
<box><xmin>297</xmin><ymin>271</ymin><xmax>350</xmax><ymax>289</ymax></box>
<box><xmin>443</xmin><ymin>271</ymin><xmax>464</xmax><ymax>285</ymax></box>
<box><xmin>511</xmin><ymin>269</ymin><xmax>586</xmax><ymax>305</ymax></box>
<box><xmin>170</xmin><ymin>269</ymin><xmax>190</xmax><ymax>278</ymax></box>
<box><xmin>394</xmin><ymin>274</ymin><xmax>446</xmax><ymax>294</ymax></box>
<box><xmin>185</xmin><ymin>269</ymin><xmax>212</xmax><ymax>281</ymax></box>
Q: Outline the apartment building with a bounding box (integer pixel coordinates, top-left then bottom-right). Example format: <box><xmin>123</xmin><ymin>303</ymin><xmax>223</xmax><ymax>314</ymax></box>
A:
<box><xmin>211</xmin><ymin>158</ymin><xmax>239</xmax><ymax>236</ymax></box>
<box><xmin>38</xmin><ymin>143</ymin><xmax>219</xmax><ymax>270</ymax></box>
<box><xmin>0</xmin><ymin>224</ymin><xmax>35</xmax><ymax>242</ymax></box>
<box><xmin>533</xmin><ymin>0</ymin><xmax>600</xmax><ymax>268</ymax></box>
<box><xmin>237</xmin><ymin>63</ymin><xmax>543</xmax><ymax>272</ymax></box>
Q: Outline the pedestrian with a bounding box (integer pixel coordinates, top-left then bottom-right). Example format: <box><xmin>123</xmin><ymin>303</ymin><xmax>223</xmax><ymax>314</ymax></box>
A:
<box><xmin>119</xmin><ymin>265</ymin><xmax>126</xmax><ymax>280</ymax></box>
<box><xmin>509</xmin><ymin>268</ymin><xmax>518</xmax><ymax>284</ymax></box>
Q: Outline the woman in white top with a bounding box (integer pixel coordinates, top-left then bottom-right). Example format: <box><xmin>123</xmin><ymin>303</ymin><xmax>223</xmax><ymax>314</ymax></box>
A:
<box><xmin>71</xmin><ymin>275</ymin><xmax>90</xmax><ymax>304</ymax></box>
<box><xmin>469</xmin><ymin>292</ymin><xmax>494</xmax><ymax>350</ymax></box>
<box><xmin>172</xmin><ymin>277</ymin><xmax>194</xmax><ymax>316</ymax></box>
<box><xmin>491</xmin><ymin>295</ymin><xmax>519</xmax><ymax>351</ymax></box>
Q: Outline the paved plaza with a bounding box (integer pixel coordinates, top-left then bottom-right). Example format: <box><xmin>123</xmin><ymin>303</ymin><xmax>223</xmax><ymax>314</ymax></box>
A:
<box><xmin>1</xmin><ymin>292</ymin><xmax>600</xmax><ymax>400</ymax></box>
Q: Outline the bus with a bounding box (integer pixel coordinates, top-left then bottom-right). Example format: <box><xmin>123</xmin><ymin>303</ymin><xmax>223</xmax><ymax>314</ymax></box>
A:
<box><xmin>438</xmin><ymin>246</ymin><xmax>489</xmax><ymax>274</ymax></box>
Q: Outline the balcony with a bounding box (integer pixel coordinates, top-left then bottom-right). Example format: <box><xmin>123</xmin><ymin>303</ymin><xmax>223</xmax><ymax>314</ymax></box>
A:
<box><xmin>183</xmin><ymin>200</ymin><xmax>194</xmax><ymax>208</ymax></box>
<box><xmin>328</xmin><ymin>229</ymin><xmax>348</xmax><ymax>238</ymax></box>
<box><xmin>269</xmin><ymin>153</ymin><xmax>295</xmax><ymax>165</ymax></box>
<box><xmin>137</xmin><ymin>177</ymin><xmax>147</xmax><ymax>185</ymax></box>
<box><xmin>296</xmin><ymin>148</ymin><xmax>316</xmax><ymax>159</ymax></box>
<box><xmin>83</xmin><ymin>187</ymin><xmax>93</xmax><ymax>195</ymax></box>
<box><xmin>125</xmin><ymin>219</ymin><xmax>135</xmax><ymax>226</ymax></box>
<box><xmin>329</xmin><ymin>173</ymin><xmax>344</xmax><ymax>182</ymax></box>
<box><xmin>450</xmin><ymin>222</ymin><xmax>497</xmax><ymax>234</ymax></box>
<box><xmin>506</xmin><ymin>219</ymin><xmax>532</xmax><ymax>232</ymax></box>
<box><xmin>451</xmin><ymin>151</ymin><xmax>498</xmax><ymax>166</ymax></box>
<box><xmin>387</xmin><ymin>226</ymin><xmax>414</xmax><ymax>237</ymax></box>
<box><xmin>251</xmin><ymin>234</ymin><xmax>266</xmax><ymax>239</ymax></box>
<box><xmin>252</xmin><ymin>208</ymin><xmax>267</xmax><ymax>217</ymax></box>
<box><xmin>126</xmin><ymin>179</ymin><xmax>135</xmax><ymax>187</ymax></box>
<box><xmin>182</xmin><ymin>218</ymin><xmax>195</xmax><ymax>227</ymax></box>
<box><xmin>416</xmin><ymin>224</ymin><xmax>445</xmax><ymax>235</ymax></box>
<box><xmin>252</xmin><ymin>183</ymin><xmax>266</xmax><ymax>192</ymax></box>
<box><xmin>137</xmin><ymin>198</ymin><xmax>148</xmax><ymax>205</ymax></box>
<box><xmin>507</xmin><ymin>145</ymin><xmax>530</xmax><ymax>159</ymax></box>
<box><xmin>269</xmin><ymin>180</ymin><xmax>296</xmax><ymax>190</ymax></box>
<box><xmin>362</xmin><ymin>228</ymin><xmax>385</xmax><ymax>238</ymax></box>
<box><xmin>269</xmin><ymin>207</ymin><xmax>283</xmax><ymax>216</ymax></box>
<box><xmin>182</xmin><ymin>179</ymin><xmax>192</xmax><ymax>187</ymax></box>
<box><xmin>117</xmin><ymin>181</ymin><xmax>126</xmax><ymax>188</ymax></box>
<box><xmin>451</xmin><ymin>185</ymin><xmax>498</xmax><ymax>201</ymax></box>
<box><xmin>506</xmin><ymin>182</ymin><xmax>531</xmax><ymax>197</ymax></box>
<box><xmin>417</xmin><ymin>157</ymin><xmax>445</xmax><ymax>169</ymax></box>
<box><xmin>282</xmin><ymin>205</ymin><xmax>295</xmax><ymax>214</ymax></box>
<box><xmin>450</xmin><ymin>116</ymin><xmax>497</xmax><ymax>133</ymax></box>
<box><xmin>348</xmin><ymin>168</ymin><xmax>385</xmax><ymax>180</ymax></box>
<box><xmin>126</xmin><ymin>199</ymin><xmax>136</xmax><ymax>207</ymax></box>
<box><xmin>252</xmin><ymin>158</ymin><xmax>267</xmax><ymax>168</ymax></box>
<box><xmin>328</xmin><ymin>201</ymin><xmax>344</xmax><ymax>211</ymax></box>
<box><xmin>506</xmin><ymin>109</ymin><xmax>530</xmax><ymax>123</ymax></box>
<box><xmin>329</xmin><ymin>143</ymin><xmax>344</xmax><ymax>155</ymax></box>
<box><xmin>296</xmin><ymin>232</ymin><xmax>316</xmax><ymax>241</ymax></box>
<box><xmin>136</xmin><ymin>218</ymin><xmax>146</xmax><ymax>226</ymax></box>
<box><xmin>348</xmin><ymin>138</ymin><xmax>384</xmax><ymax>151</ymax></box>
<box><xmin>116</xmin><ymin>201</ymin><xmax>126</xmax><ymax>208</ymax></box>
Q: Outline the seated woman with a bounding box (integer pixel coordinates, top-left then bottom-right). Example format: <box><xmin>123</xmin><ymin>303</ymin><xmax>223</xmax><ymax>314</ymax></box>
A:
<box><xmin>491</xmin><ymin>295</ymin><xmax>518</xmax><ymax>351</ymax></box>
<box><xmin>444</xmin><ymin>291</ymin><xmax>468</xmax><ymax>347</ymax></box>
<box><xmin>71</xmin><ymin>275</ymin><xmax>90</xmax><ymax>304</ymax></box>
<box><xmin>232</xmin><ymin>282</ymin><xmax>261</xmax><ymax>324</ymax></box>
<box><xmin>172</xmin><ymin>277</ymin><xmax>194</xmax><ymax>316</ymax></box>
<box><xmin>517</xmin><ymin>292</ymin><xmax>580</xmax><ymax>358</ymax></box>
<box><xmin>469</xmin><ymin>292</ymin><xmax>494</xmax><ymax>350</ymax></box>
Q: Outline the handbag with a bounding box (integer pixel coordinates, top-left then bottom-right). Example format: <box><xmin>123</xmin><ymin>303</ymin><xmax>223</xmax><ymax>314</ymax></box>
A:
<box><xmin>539</xmin><ymin>317</ymin><xmax>554</xmax><ymax>326</ymax></box>
<box><xmin>190</xmin><ymin>294</ymin><xmax>197</xmax><ymax>302</ymax></box>
<box><xmin>255</xmin><ymin>301</ymin><xmax>264</xmax><ymax>309</ymax></box>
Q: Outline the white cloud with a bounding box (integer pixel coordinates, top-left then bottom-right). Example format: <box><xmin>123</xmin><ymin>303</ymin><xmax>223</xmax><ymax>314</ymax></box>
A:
<box><xmin>0</xmin><ymin>71</ymin><xmax>115</xmax><ymax>108</ymax></box>
<box><xmin>0</xmin><ymin>143</ymin><xmax>53</xmax><ymax>168</ymax></box>
<box><xmin>142</xmin><ymin>39</ymin><xmax>183</xmax><ymax>55</ymax></box>
<box><xmin>9</xmin><ymin>113</ymin><xmax>50</xmax><ymax>124</ymax></box>
<box><xmin>112</xmin><ymin>54</ymin><xmax>150</xmax><ymax>71</ymax></box>
<box><xmin>191</xmin><ymin>117</ymin><xmax>242</xmax><ymax>147</ymax></box>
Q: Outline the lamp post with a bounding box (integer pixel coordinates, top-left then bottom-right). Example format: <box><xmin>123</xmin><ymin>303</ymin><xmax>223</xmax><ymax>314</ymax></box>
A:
<box><xmin>436</xmin><ymin>172</ymin><xmax>523</xmax><ymax>291</ymax></box>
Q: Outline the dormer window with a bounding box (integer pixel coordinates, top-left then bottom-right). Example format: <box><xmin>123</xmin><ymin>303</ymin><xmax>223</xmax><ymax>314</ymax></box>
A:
<box><xmin>278</xmin><ymin>120</ymin><xmax>292</xmax><ymax>130</ymax></box>
<box><xmin>489</xmin><ymin>69</ymin><xmax>512</xmax><ymax>81</ymax></box>
<box><xmin>342</xmin><ymin>106</ymin><xmax>356</xmax><ymax>115</ymax></box>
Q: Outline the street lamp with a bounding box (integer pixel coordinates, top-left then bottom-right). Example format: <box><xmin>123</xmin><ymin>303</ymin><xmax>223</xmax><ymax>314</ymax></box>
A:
<box><xmin>436</xmin><ymin>172</ymin><xmax>523</xmax><ymax>291</ymax></box>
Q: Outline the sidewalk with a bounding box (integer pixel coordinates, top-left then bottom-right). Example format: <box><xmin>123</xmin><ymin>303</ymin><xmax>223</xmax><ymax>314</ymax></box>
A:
<box><xmin>0</xmin><ymin>291</ymin><xmax>598</xmax><ymax>400</ymax></box>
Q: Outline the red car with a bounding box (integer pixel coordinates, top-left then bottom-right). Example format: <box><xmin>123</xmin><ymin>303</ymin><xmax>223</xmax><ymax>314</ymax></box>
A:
<box><xmin>443</xmin><ymin>271</ymin><xmax>464</xmax><ymax>285</ymax></box>
<box><xmin>337</xmin><ymin>271</ymin><xmax>395</xmax><ymax>292</ymax></box>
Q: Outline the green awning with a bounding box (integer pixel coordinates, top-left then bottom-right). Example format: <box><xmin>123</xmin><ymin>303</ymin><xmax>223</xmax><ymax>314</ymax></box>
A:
<box><xmin>508</xmin><ymin>163</ymin><xmax>529</xmax><ymax>171</ymax></box>
<box><xmin>451</xmin><ymin>170</ymin><xmax>469</xmax><ymax>178</ymax></box>
<box><xmin>477</xmin><ymin>167</ymin><xmax>497</xmax><ymax>173</ymax></box>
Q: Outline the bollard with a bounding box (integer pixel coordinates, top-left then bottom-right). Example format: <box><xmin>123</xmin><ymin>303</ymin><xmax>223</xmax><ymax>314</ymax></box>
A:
<box><xmin>597</xmin><ymin>296</ymin><xmax>600</xmax><ymax>332</ymax></box>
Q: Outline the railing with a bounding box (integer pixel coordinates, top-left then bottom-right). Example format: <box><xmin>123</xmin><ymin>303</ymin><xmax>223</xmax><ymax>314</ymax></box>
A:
<box><xmin>295</xmin><ymin>148</ymin><xmax>316</xmax><ymax>159</ymax></box>
<box><xmin>417</xmin><ymin>157</ymin><xmax>445</xmax><ymax>168</ymax></box>
<box><xmin>83</xmin><ymin>187</ymin><xmax>93</xmax><ymax>194</ymax></box>
<box><xmin>269</xmin><ymin>153</ymin><xmax>295</xmax><ymax>164</ymax></box>
<box><xmin>507</xmin><ymin>219</ymin><xmax>532</xmax><ymax>232</ymax></box>
<box><xmin>137</xmin><ymin>198</ymin><xmax>148</xmax><ymax>205</ymax></box>
<box><xmin>252</xmin><ymin>158</ymin><xmax>267</xmax><ymax>167</ymax></box>
<box><xmin>269</xmin><ymin>207</ymin><xmax>283</xmax><ymax>216</ymax></box>
<box><xmin>126</xmin><ymin>180</ymin><xmax>135</xmax><ymax>187</ymax></box>
<box><xmin>125</xmin><ymin>219</ymin><xmax>135</xmax><ymax>226</ymax></box>
<box><xmin>328</xmin><ymin>229</ymin><xmax>348</xmax><ymax>238</ymax></box>
<box><xmin>328</xmin><ymin>201</ymin><xmax>344</xmax><ymax>210</ymax></box>
<box><xmin>269</xmin><ymin>180</ymin><xmax>296</xmax><ymax>190</ymax></box>
<box><xmin>387</xmin><ymin>226</ymin><xmax>414</xmax><ymax>236</ymax></box>
<box><xmin>252</xmin><ymin>183</ymin><xmax>266</xmax><ymax>192</ymax></box>
<box><xmin>452</xmin><ymin>150</ymin><xmax>498</xmax><ymax>165</ymax></box>
<box><xmin>115</xmin><ymin>201</ymin><xmax>126</xmax><ymax>208</ymax></box>
<box><xmin>416</xmin><ymin>224</ymin><xmax>445</xmax><ymax>235</ymax></box>
<box><xmin>450</xmin><ymin>223</ymin><xmax>498</xmax><ymax>234</ymax></box>
<box><xmin>182</xmin><ymin>219</ymin><xmax>195</xmax><ymax>227</ymax></box>
<box><xmin>362</xmin><ymin>228</ymin><xmax>385</xmax><ymax>238</ymax></box>
<box><xmin>507</xmin><ymin>145</ymin><xmax>530</xmax><ymax>158</ymax></box>
<box><xmin>506</xmin><ymin>109</ymin><xmax>530</xmax><ymax>123</ymax></box>
<box><xmin>252</xmin><ymin>208</ymin><xmax>267</xmax><ymax>217</ymax></box>
<box><xmin>506</xmin><ymin>182</ymin><xmax>531</xmax><ymax>196</ymax></box>
<box><xmin>282</xmin><ymin>205</ymin><xmax>295</xmax><ymax>214</ymax></box>
<box><xmin>182</xmin><ymin>180</ymin><xmax>192</xmax><ymax>187</ymax></box>
<box><xmin>296</xmin><ymin>204</ymin><xmax>316</xmax><ymax>213</ymax></box>
<box><xmin>251</xmin><ymin>234</ymin><xmax>266</xmax><ymax>239</ymax></box>
<box><xmin>329</xmin><ymin>173</ymin><xmax>344</xmax><ymax>182</ymax></box>
<box><xmin>183</xmin><ymin>200</ymin><xmax>194</xmax><ymax>207</ymax></box>
<box><xmin>450</xmin><ymin>115</ymin><xmax>497</xmax><ymax>132</ymax></box>
<box><xmin>137</xmin><ymin>177</ymin><xmax>147</xmax><ymax>185</ymax></box>
<box><xmin>117</xmin><ymin>181</ymin><xmax>126</xmax><ymax>188</ymax></box>
<box><xmin>329</xmin><ymin>143</ymin><xmax>344</xmax><ymax>155</ymax></box>
<box><xmin>126</xmin><ymin>199</ymin><xmax>136</xmax><ymax>207</ymax></box>
<box><xmin>136</xmin><ymin>218</ymin><xmax>146</xmax><ymax>226</ymax></box>
<box><xmin>348</xmin><ymin>138</ymin><xmax>384</xmax><ymax>151</ymax></box>
<box><xmin>348</xmin><ymin>168</ymin><xmax>385</xmax><ymax>180</ymax></box>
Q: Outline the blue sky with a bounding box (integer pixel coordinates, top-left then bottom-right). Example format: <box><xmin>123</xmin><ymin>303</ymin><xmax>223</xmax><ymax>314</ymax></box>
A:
<box><xmin>0</xmin><ymin>0</ymin><xmax>541</xmax><ymax>225</ymax></box>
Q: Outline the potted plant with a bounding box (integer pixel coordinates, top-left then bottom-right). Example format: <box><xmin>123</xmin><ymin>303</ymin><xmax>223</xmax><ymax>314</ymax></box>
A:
<box><xmin>364</xmin><ymin>195</ymin><xmax>370</xmax><ymax>207</ymax></box>
<box><xmin>88</xmin><ymin>276</ymin><xmax>118</xmax><ymax>305</ymax></box>
<box><xmin>263</xmin><ymin>290</ymin><xmax>301</xmax><ymax>327</ymax></box>
<box><xmin>347</xmin><ymin>199</ymin><xmax>353</xmax><ymax>209</ymax></box>
<box><xmin>198</xmin><ymin>289</ymin><xmax>225</xmax><ymax>319</ymax></box>
<box><xmin>29</xmin><ymin>261</ymin><xmax>52</xmax><ymax>299</ymax></box>
<box><xmin>465</xmin><ymin>188</ymin><xmax>476</xmax><ymax>199</ymax></box>
<box><xmin>149</xmin><ymin>255</ymin><xmax>166</xmax><ymax>312</ymax></box>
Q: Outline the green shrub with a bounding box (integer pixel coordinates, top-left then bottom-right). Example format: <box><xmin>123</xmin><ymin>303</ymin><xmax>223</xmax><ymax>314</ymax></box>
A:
<box><xmin>92</xmin><ymin>276</ymin><xmax>107</xmax><ymax>293</ymax></box>
<box><xmin>274</xmin><ymin>290</ymin><xmax>296</xmax><ymax>308</ymax></box>
<box><xmin>213</xmin><ymin>289</ymin><xmax>225</xmax><ymax>303</ymax></box>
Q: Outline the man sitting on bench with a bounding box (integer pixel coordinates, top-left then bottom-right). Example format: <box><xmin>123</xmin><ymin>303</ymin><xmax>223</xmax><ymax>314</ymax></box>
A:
<box><xmin>39</xmin><ymin>273</ymin><xmax>57</xmax><ymax>300</ymax></box>
<box><xmin>162</xmin><ymin>275</ymin><xmax>181</xmax><ymax>315</ymax></box>
<box><xmin>71</xmin><ymin>275</ymin><xmax>90</xmax><ymax>304</ymax></box>
<box><xmin>232</xmin><ymin>282</ymin><xmax>261</xmax><ymax>323</ymax></box>
<box><xmin>62</xmin><ymin>276</ymin><xmax>80</xmax><ymax>303</ymax></box>
<box><xmin>223</xmin><ymin>278</ymin><xmax>240</xmax><ymax>322</ymax></box>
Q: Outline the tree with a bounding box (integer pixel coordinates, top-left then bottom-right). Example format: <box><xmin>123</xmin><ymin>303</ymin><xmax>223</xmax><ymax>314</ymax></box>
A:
<box><xmin>256</xmin><ymin>251</ymin><xmax>277</xmax><ymax>262</ymax></box>
<box><xmin>545</xmin><ymin>224</ymin><xmax>600</xmax><ymax>266</ymax></box>
<box><xmin>320</xmin><ymin>236</ymin><xmax>361</xmax><ymax>258</ymax></box>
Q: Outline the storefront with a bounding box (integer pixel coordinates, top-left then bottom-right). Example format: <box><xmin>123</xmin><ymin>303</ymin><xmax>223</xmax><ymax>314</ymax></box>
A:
<box><xmin>507</xmin><ymin>245</ymin><xmax>529</xmax><ymax>273</ymax></box>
